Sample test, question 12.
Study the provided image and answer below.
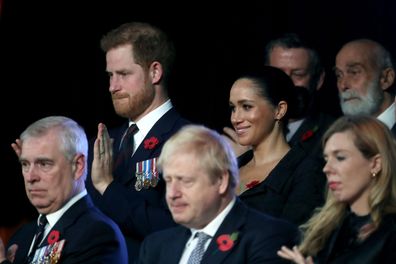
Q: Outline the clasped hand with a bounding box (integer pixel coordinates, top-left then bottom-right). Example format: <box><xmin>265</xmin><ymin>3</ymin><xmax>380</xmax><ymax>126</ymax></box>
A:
<box><xmin>277</xmin><ymin>245</ymin><xmax>314</xmax><ymax>264</ymax></box>
<box><xmin>0</xmin><ymin>238</ymin><xmax>17</xmax><ymax>263</ymax></box>
<box><xmin>92</xmin><ymin>123</ymin><xmax>114</xmax><ymax>194</ymax></box>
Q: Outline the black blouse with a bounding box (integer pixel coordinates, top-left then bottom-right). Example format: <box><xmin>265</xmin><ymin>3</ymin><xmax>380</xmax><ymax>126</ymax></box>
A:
<box><xmin>327</xmin><ymin>211</ymin><xmax>371</xmax><ymax>261</ymax></box>
<box><xmin>316</xmin><ymin>213</ymin><xmax>396</xmax><ymax>264</ymax></box>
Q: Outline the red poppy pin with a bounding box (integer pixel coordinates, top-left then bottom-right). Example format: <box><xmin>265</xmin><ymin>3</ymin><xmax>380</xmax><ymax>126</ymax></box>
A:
<box><xmin>144</xmin><ymin>137</ymin><xmax>159</xmax><ymax>150</ymax></box>
<box><xmin>216</xmin><ymin>232</ymin><xmax>239</xmax><ymax>252</ymax></box>
<box><xmin>47</xmin><ymin>230</ymin><xmax>60</xmax><ymax>245</ymax></box>
<box><xmin>301</xmin><ymin>126</ymin><xmax>318</xmax><ymax>141</ymax></box>
<box><xmin>245</xmin><ymin>180</ymin><xmax>260</xmax><ymax>189</ymax></box>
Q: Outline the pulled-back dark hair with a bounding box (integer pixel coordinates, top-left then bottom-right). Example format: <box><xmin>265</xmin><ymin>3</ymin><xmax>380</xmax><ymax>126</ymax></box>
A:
<box><xmin>238</xmin><ymin>66</ymin><xmax>302</xmax><ymax>133</ymax></box>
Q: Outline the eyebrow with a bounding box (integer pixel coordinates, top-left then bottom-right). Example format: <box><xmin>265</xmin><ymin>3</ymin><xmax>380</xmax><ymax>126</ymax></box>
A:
<box><xmin>346</xmin><ymin>62</ymin><xmax>364</xmax><ymax>68</ymax></box>
<box><xmin>234</xmin><ymin>98</ymin><xmax>255</xmax><ymax>104</ymax></box>
<box><xmin>333</xmin><ymin>62</ymin><xmax>364</xmax><ymax>71</ymax></box>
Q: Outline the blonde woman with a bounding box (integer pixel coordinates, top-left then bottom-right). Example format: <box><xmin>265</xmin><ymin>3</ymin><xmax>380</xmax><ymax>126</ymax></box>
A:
<box><xmin>278</xmin><ymin>115</ymin><xmax>396</xmax><ymax>263</ymax></box>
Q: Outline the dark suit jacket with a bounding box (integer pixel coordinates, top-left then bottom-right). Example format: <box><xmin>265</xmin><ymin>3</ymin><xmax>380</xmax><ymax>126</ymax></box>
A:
<box><xmin>316</xmin><ymin>213</ymin><xmax>396</xmax><ymax>263</ymax></box>
<box><xmin>86</xmin><ymin>107</ymin><xmax>190</xmax><ymax>261</ymax></box>
<box><xmin>288</xmin><ymin>111</ymin><xmax>336</xmax><ymax>153</ymax></box>
<box><xmin>7</xmin><ymin>195</ymin><xmax>128</xmax><ymax>264</ymax></box>
<box><xmin>238</xmin><ymin>143</ymin><xmax>326</xmax><ymax>225</ymax></box>
<box><xmin>138</xmin><ymin>199</ymin><xmax>299</xmax><ymax>264</ymax></box>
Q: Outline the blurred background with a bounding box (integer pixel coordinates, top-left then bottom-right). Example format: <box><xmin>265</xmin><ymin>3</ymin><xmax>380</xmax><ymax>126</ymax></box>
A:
<box><xmin>1</xmin><ymin>0</ymin><xmax>395</xmax><ymax>241</ymax></box>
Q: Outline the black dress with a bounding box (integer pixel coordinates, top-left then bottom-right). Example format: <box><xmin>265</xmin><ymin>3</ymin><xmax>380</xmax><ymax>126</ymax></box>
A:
<box><xmin>315</xmin><ymin>212</ymin><xmax>396</xmax><ymax>263</ymax></box>
<box><xmin>237</xmin><ymin>143</ymin><xmax>326</xmax><ymax>225</ymax></box>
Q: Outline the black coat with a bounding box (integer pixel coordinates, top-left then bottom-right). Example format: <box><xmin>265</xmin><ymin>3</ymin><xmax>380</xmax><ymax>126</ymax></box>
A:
<box><xmin>138</xmin><ymin>199</ymin><xmax>299</xmax><ymax>264</ymax></box>
<box><xmin>316</xmin><ymin>213</ymin><xmax>396</xmax><ymax>263</ymax></box>
<box><xmin>288</xmin><ymin>111</ymin><xmax>336</xmax><ymax>159</ymax></box>
<box><xmin>86</xmin><ymin>107</ymin><xmax>191</xmax><ymax>262</ymax></box>
<box><xmin>7</xmin><ymin>195</ymin><xmax>128</xmax><ymax>264</ymax></box>
<box><xmin>238</xmin><ymin>143</ymin><xmax>326</xmax><ymax>225</ymax></box>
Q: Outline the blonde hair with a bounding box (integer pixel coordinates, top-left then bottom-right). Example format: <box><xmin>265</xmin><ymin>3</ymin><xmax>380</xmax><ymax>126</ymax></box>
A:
<box><xmin>158</xmin><ymin>124</ymin><xmax>239</xmax><ymax>190</ymax></box>
<box><xmin>299</xmin><ymin>115</ymin><xmax>396</xmax><ymax>256</ymax></box>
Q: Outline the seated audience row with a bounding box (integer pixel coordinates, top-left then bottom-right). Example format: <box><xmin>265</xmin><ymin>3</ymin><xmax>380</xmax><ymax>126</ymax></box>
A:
<box><xmin>2</xmin><ymin>20</ymin><xmax>396</xmax><ymax>264</ymax></box>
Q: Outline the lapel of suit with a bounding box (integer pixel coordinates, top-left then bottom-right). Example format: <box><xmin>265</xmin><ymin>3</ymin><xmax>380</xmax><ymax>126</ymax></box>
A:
<box><xmin>40</xmin><ymin>196</ymin><xmax>92</xmax><ymax>247</ymax></box>
<box><xmin>201</xmin><ymin>199</ymin><xmax>247</xmax><ymax>264</ymax></box>
<box><xmin>118</xmin><ymin>108</ymin><xmax>184</xmax><ymax>185</ymax></box>
<box><xmin>162</xmin><ymin>227</ymin><xmax>191</xmax><ymax>262</ymax></box>
<box><xmin>391</xmin><ymin>123</ymin><xmax>396</xmax><ymax>137</ymax></box>
<box><xmin>12</xmin><ymin>222</ymin><xmax>37</xmax><ymax>264</ymax></box>
<box><xmin>240</xmin><ymin>145</ymin><xmax>306</xmax><ymax>197</ymax></box>
<box><xmin>289</xmin><ymin>116</ymin><xmax>317</xmax><ymax>146</ymax></box>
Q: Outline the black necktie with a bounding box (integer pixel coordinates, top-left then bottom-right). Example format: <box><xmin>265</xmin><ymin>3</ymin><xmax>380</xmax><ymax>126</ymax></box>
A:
<box><xmin>27</xmin><ymin>215</ymin><xmax>47</xmax><ymax>263</ymax></box>
<box><xmin>115</xmin><ymin>124</ymin><xmax>138</xmax><ymax>169</ymax></box>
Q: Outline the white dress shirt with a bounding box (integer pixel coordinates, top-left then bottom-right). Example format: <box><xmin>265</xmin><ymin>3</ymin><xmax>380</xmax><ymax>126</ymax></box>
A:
<box><xmin>178</xmin><ymin>198</ymin><xmax>236</xmax><ymax>264</ymax></box>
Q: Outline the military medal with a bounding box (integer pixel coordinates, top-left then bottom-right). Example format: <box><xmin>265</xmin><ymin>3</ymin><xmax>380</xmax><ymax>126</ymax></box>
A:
<box><xmin>134</xmin><ymin>179</ymin><xmax>143</xmax><ymax>191</ymax></box>
<box><xmin>32</xmin><ymin>239</ymin><xmax>65</xmax><ymax>264</ymax></box>
<box><xmin>135</xmin><ymin>158</ymin><xmax>159</xmax><ymax>191</ymax></box>
<box><xmin>150</xmin><ymin>157</ymin><xmax>159</xmax><ymax>187</ymax></box>
<box><xmin>135</xmin><ymin>169</ymin><xmax>143</xmax><ymax>191</ymax></box>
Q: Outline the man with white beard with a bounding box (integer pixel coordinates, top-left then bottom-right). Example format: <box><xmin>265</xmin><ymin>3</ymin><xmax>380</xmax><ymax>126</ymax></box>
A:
<box><xmin>335</xmin><ymin>38</ymin><xmax>396</xmax><ymax>132</ymax></box>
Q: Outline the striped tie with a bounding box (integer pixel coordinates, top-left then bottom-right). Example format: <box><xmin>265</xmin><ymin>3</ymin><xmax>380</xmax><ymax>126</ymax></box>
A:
<box><xmin>187</xmin><ymin>232</ymin><xmax>211</xmax><ymax>264</ymax></box>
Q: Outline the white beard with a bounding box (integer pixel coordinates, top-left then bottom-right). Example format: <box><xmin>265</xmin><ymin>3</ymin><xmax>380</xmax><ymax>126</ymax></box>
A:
<box><xmin>339</xmin><ymin>78</ymin><xmax>384</xmax><ymax>116</ymax></box>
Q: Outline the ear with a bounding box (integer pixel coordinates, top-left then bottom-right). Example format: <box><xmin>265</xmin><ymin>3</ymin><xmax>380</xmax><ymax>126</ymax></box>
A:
<box><xmin>370</xmin><ymin>154</ymin><xmax>382</xmax><ymax>176</ymax></box>
<box><xmin>274</xmin><ymin>101</ymin><xmax>288</xmax><ymax>120</ymax></box>
<box><xmin>380</xmin><ymin>67</ymin><xmax>395</xmax><ymax>90</ymax></box>
<box><xmin>72</xmin><ymin>154</ymin><xmax>86</xmax><ymax>180</ymax></box>
<box><xmin>218</xmin><ymin>170</ymin><xmax>230</xmax><ymax>195</ymax></box>
<box><xmin>316</xmin><ymin>71</ymin><xmax>325</xmax><ymax>91</ymax></box>
<box><xmin>149</xmin><ymin>61</ymin><xmax>163</xmax><ymax>85</ymax></box>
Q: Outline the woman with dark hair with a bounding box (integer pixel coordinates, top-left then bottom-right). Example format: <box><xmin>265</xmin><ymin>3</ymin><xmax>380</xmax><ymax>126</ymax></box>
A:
<box><xmin>228</xmin><ymin>65</ymin><xmax>326</xmax><ymax>225</ymax></box>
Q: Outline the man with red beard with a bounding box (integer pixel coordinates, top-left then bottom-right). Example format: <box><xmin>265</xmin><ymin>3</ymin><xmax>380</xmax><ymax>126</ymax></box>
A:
<box><xmin>86</xmin><ymin>22</ymin><xmax>190</xmax><ymax>263</ymax></box>
<box><xmin>335</xmin><ymin>38</ymin><xmax>396</xmax><ymax>133</ymax></box>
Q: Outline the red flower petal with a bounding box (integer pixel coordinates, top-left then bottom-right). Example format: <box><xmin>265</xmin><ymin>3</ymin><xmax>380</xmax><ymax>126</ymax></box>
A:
<box><xmin>245</xmin><ymin>180</ymin><xmax>260</xmax><ymax>189</ymax></box>
<box><xmin>47</xmin><ymin>230</ymin><xmax>60</xmax><ymax>245</ymax></box>
<box><xmin>144</xmin><ymin>137</ymin><xmax>159</xmax><ymax>149</ymax></box>
<box><xmin>301</xmin><ymin>130</ymin><xmax>314</xmax><ymax>141</ymax></box>
<box><xmin>216</xmin><ymin>234</ymin><xmax>234</xmax><ymax>252</ymax></box>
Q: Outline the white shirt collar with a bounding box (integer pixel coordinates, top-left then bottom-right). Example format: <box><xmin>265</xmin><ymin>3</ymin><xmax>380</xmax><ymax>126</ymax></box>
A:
<box><xmin>189</xmin><ymin>197</ymin><xmax>236</xmax><ymax>239</ymax></box>
<box><xmin>178</xmin><ymin>198</ymin><xmax>236</xmax><ymax>264</ymax></box>
<box><xmin>377</xmin><ymin>102</ymin><xmax>395</xmax><ymax>129</ymax></box>
<box><xmin>30</xmin><ymin>189</ymin><xmax>87</xmax><ymax>253</ymax></box>
<box><xmin>45</xmin><ymin>189</ymin><xmax>87</xmax><ymax>232</ymax></box>
<box><xmin>130</xmin><ymin>100</ymin><xmax>173</xmax><ymax>152</ymax></box>
<box><xmin>286</xmin><ymin>118</ymin><xmax>305</xmax><ymax>141</ymax></box>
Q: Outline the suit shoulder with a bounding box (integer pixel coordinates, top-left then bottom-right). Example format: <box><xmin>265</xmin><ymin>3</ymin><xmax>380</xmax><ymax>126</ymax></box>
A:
<box><xmin>7</xmin><ymin>221</ymin><xmax>36</xmax><ymax>247</ymax></box>
<box><xmin>145</xmin><ymin>226</ymin><xmax>183</xmax><ymax>241</ymax></box>
<box><xmin>168</xmin><ymin>110</ymin><xmax>191</xmax><ymax>128</ymax></box>
<box><xmin>246</xmin><ymin>207</ymin><xmax>298</xmax><ymax>232</ymax></box>
<box><xmin>79</xmin><ymin>206</ymin><xmax>123</xmax><ymax>234</ymax></box>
